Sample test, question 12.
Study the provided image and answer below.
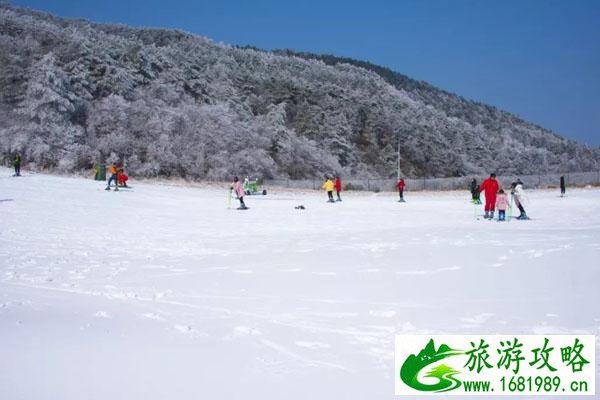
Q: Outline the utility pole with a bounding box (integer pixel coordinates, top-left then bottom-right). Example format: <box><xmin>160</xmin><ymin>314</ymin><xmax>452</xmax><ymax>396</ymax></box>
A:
<box><xmin>397</xmin><ymin>130</ymin><xmax>401</xmax><ymax>180</ymax></box>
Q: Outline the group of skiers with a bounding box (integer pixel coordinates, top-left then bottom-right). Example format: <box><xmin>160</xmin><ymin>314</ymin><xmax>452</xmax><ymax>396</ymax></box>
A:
<box><xmin>232</xmin><ymin>171</ymin><xmax>556</xmax><ymax>218</ymax></box>
<box><xmin>322</xmin><ymin>175</ymin><xmax>343</xmax><ymax>202</ymax></box>
<box><xmin>104</xmin><ymin>163</ymin><xmax>129</xmax><ymax>191</ymax></box>
<box><xmin>6</xmin><ymin>153</ymin><xmax>567</xmax><ymax>222</ymax></box>
<box><xmin>317</xmin><ymin>174</ymin><xmax>533</xmax><ymax>221</ymax></box>
<box><xmin>474</xmin><ymin>173</ymin><xmax>529</xmax><ymax>221</ymax></box>
<box><xmin>320</xmin><ymin>176</ymin><xmax>406</xmax><ymax>203</ymax></box>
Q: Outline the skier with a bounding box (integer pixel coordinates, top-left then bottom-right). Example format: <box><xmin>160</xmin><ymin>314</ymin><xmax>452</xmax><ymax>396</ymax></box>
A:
<box><xmin>322</xmin><ymin>176</ymin><xmax>335</xmax><ymax>203</ymax></box>
<box><xmin>495</xmin><ymin>189</ymin><xmax>509</xmax><ymax>221</ymax></box>
<box><xmin>105</xmin><ymin>163</ymin><xmax>120</xmax><ymax>191</ymax></box>
<box><xmin>334</xmin><ymin>175</ymin><xmax>342</xmax><ymax>202</ymax></box>
<box><xmin>118</xmin><ymin>168</ymin><xmax>129</xmax><ymax>188</ymax></box>
<box><xmin>511</xmin><ymin>179</ymin><xmax>529</xmax><ymax>220</ymax></box>
<box><xmin>470</xmin><ymin>178</ymin><xmax>481</xmax><ymax>204</ymax></box>
<box><xmin>397</xmin><ymin>178</ymin><xmax>406</xmax><ymax>202</ymax></box>
<box><xmin>13</xmin><ymin>153</ymin><xmax>21</xmax><ymax>176</ymax></box>
<box><xmin>479</xmin><ymin>173</ymin><xmax>499</xmax><ymax>219</ymax></box>
<box><xmin>243</xmin><ymin>177</ymin><xmax>250</xmax><ymax>195</ymax></box>
<box><xmin>94</xmin><ymin>164</ymin><xmax>106</xmax><ymax>181</ymax></box>
<box><xmin>231</xmin><ymin>176</ymin><xmax>247</xmax><ymax>209</ymax></box>
<box><xmin>560</xmin><ymin>175</ymin><xmax>566</xmax><ymax>197</ymax></box>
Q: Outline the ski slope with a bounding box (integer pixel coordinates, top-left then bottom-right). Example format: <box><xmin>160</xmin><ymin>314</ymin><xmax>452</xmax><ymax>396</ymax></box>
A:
<box><xmin>1</xmin><ymin>168</ymin><xmax>599</xmax><ymax>399</ymax></box>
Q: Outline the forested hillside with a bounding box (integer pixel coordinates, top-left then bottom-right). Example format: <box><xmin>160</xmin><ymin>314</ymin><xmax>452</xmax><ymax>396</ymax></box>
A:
<box><xmin>1</xmin><ymin>4</ymin><xmax>598</xmax><ymax>179</ymax></box>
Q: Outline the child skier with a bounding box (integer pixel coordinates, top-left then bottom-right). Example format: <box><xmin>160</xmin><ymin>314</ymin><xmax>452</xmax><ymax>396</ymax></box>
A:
<box><xmin>511</xmin><ymin>179</ymin><xmax>529</xmax><ymax>220</ymax></box>
<box><xmin>495</xmin><ymin>189</ymin><xmax>509</xmax><ymax>221</ymax></box>
<box><xmin>13</xmin><ymin>153</ymin><xmax>21</xmax><ymax>176</ymax></box>
<box><xmin>118</xmin><ymin>169</ymin><xmax>129</xmax><ymax>188</ymax></box>
<box><xmin>334</xmin><ymin>175</ymin><xmax>342</xmax><ymax>202</ymax></box>
<box><xmin>231</xmin><ymin>176</ymin><xmax>247</xmax><ymax>209</ymax></box>
<box><xmin>322</xmin><ymin>176</ymin><xmax>335</xmax><ymax>202</ymax></box>
<box><xmin>560</xmin><ymin>176</ymin><xmax>566</xmax><ymax>197</ymax></box>
<box><xmin>479</xmin><ymin>173</ymin><xmax>499</xmax><ymax>219</ymax></box>
<box><xmin>470</xmin><ymin>178</ymin><xmax>481</xmax><ymax>204</ymax></box>
<box><xmin>397</xmin><ymin>178</ymin><xmax>406</xmax><ymax>202</ymax></box>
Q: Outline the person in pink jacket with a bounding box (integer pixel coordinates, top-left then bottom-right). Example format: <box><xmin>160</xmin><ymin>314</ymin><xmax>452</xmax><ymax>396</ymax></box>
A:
<box><xmin>495</xmin><ymin>189</ymin><xmax>510</xmax><ymax>221</ymax></box>
<box><xmin>231</xmin><ymin>176</ymin><xmax>247</xmax><ymax>209</ymax></box>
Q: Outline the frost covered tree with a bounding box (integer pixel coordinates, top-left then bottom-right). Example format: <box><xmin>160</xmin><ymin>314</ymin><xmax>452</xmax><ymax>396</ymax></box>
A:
<box><xmin>0</xmin><ymin>4</ymin><xmax>598</xmax><ymax>179</ymax></box>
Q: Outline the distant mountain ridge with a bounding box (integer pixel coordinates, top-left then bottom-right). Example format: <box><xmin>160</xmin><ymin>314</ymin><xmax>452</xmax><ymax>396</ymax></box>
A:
<box><xmin>1</xmin><ymin>4</ymin><xmax>598</xmax><ymax>179</ymax></box>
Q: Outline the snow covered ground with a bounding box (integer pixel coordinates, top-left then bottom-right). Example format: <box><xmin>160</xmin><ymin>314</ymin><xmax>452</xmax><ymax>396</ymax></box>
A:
<box><xmin>1</xmin><ymin>167</ymin><xmax>599</xmax><ymax>399</ymax></box>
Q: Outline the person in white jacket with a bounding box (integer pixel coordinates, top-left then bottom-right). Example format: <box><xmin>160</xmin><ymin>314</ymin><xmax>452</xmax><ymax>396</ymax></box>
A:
<box><xmin>511</xmin><ymin>179</ymin><xmax>529</xmax><ymax>220</ymax></box>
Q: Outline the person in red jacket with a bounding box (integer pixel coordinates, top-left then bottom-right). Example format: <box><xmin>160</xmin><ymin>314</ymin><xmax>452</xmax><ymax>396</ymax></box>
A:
<box><xmin>397</xmin><ymin>178</ymin><xmax>406</xmax><ymax>202</ymax></box>
<box><xmin>118</xmin><ymin>169</ymin><xmax>129</xmax><ymax>187</ymax></box>
<box><xmin>479</xmin><ymin>173</ymin><xmax>499</xmax><ymax>219</ymax></box>
<box><xmin>334</xmin><ymin>175</ymin><xmax>342</xmax><ymax>202</ymax></box>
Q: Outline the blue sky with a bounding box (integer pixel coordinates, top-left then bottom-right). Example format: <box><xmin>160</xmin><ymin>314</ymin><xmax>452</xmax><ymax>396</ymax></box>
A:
<box><xmin>12</xmin><ymin>0</ymin><xmax>600</xmax><ymax>145</ymax></box>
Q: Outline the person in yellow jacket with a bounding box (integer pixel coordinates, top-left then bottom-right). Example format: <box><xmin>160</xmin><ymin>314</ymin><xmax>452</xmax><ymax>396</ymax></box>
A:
<box><xmin>322</xmin><ymin>176</ymin><xmax>335</xmax><ymax>203</ymax></box>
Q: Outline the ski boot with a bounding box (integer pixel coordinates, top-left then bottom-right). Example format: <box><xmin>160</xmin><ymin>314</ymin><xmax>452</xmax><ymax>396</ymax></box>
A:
<box><xmin>489</xmin><ymin>211</ymin><xmax>495</xmax><ymax>220</ymax></box>
<box><xmin>517</xmin><ymin>212</ymin><xmax>529</xmax><ymax>220</ymax></box>
<box><xmin>484</xmin><ymin>211</ymin><xmax>489</xmax><ymax>219</ymax></box>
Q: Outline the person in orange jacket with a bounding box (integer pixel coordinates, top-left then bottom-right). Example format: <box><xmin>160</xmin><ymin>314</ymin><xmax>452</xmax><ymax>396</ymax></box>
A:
<box><xmin>105</xmin><ymin>163</ymin><xmax>120</xmax><ymax>191</ymax></box>
<box><xmin>479</xmin><ymin>173</ymin><xmax>499</xmax><ymax>219</ymax></box>
<box><xmin>334</xmin><ymin>175</ymin><xmax>342</xmax><ymax>202</ymax></box>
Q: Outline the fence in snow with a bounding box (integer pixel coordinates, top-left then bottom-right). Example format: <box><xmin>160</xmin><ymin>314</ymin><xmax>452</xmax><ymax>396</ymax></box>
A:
<box><xmin>263</xmin><ymin>171</ymin><xmax>600</xmax><ymax>192</ymax></box>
